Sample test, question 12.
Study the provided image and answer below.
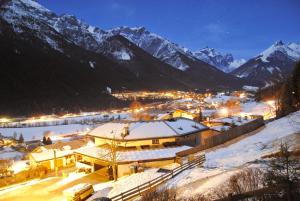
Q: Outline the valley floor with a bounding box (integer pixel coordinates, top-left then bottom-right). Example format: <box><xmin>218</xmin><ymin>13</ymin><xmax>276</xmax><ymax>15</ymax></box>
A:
<box><xmin>1</xmin><ymin>110</ymin><xmax>298</xmax><ymax>201</ymax></box>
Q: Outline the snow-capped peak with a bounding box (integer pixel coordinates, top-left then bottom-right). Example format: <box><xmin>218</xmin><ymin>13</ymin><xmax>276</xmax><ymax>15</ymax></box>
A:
<box><xmin>18</xmin><ymin>0</ymin><xmax>50</xmax><ymax>12</ymax></box>
<box><xmin>274</xmin><ymin>40</ymin><xmax>284</xmax><ymax>46</ymax></box>
<box><xmin>193</xmin><ymin>47</ymin><xmax>244</xmax><ymax>73</ymax></box>
<box><xmin>257</xmin><ymin>40</ymin><xmax>300</xmax><ymax>62</ymax></box>
<box><xmin>107</xmin><ymin>26</ymin><xmax>195</xmax><ymax>71</ymax></box>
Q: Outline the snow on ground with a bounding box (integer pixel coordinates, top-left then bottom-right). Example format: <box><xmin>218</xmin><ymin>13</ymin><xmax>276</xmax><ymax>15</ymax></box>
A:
<box><xmin>0</xmin><ymin>147</ymin><xmax>24</xmax><ymax>160</ymax></box>
<box><xmin>55</xmin><ymin>172</ymin><xmax>86</xmax><ymax>187</ymax></box>
<box><xmin>87</xmin><ymin>110</ymin><xmax>300</xmax><ymax>200</ymax></box>
<box><xmin>0</xmin><ymin>124</ymin><xmax>91</xmax><ymax>141</ymax></box>
<box><xmin>202</xmin><ymin>109</ymin><xmax>216</xmax><ymax>117</ymax></box>
<box><xmin>0</xmin><ymin>177</ymin><xmax>56</xmax><ymax>196</ymax></box>
<box><xmin>113</xmin><ymin>49</ymin><xmax>132</xmax><ymax>60</ymax></box>
<box><xmin>241</xmin><ymin>101</ymin><xmax>275</xmax><ymax>119</ymax></box>
<box><xmin>204</xmin><ymin>94</ymin><xmax>236</xmax><ymax>106</ymax></box>
<box><xmin>89</xmin><ymin>169</ymin><xmax>164</xmax><ymax>200</ymax></box>
<box><xmin>10</xmin><ymin>160</ymin><xmax>29</xmax><ymax>173</ymax></box>
<box><xmin>242</xmin><ymin>85</ymin><xmax>259</xmax><ymax>92</ymax></box>
<box><xmin>164</xmin><ymin>110</ymin><xmax>300</xmax><ymax>197</ymax></box>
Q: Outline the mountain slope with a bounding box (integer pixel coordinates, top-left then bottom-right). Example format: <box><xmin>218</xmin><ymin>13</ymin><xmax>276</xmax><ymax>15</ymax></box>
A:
<box><xmin>231</xmin><ymin>41</ymin><xmax>300</xmax><ymax>86</ymax></box>
<box><xmin>0</xmin><ymin>0</ymin><xmax>189</xmax><ymax>116</ymax></box>
<box><xmin>0</xmin><ymin>0</ymin><xmax>245</xmax><ymax>91</ymax></box>
<box><xmin>0</xmin><ymin>0</ymin><xmax>247</xmax><ymax>115</ymax></box>
<box><xmin>193</xmin><ymin>47</ymin><xmax>246</xmax><ymax>73</ymax></box>
<box><xmin>107</xmin><ymin>26</ymin><xmax>245</xmax><ymax>88</ymax></box>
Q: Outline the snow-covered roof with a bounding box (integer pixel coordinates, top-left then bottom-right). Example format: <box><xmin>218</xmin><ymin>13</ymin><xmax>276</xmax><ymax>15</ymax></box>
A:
<box><xmin>88</xmin><ymin>118</ymin><xmax>208</xmax><ymax>140</ymax></box>
<box><xmin>209</xmin><ymin>116</ymin><xmax>252</xmax><ymax>126</ymax></box>
<box><xmin>31</xmin><ymin>149</ymin><xmax>73</xmax><ymax>162</ymax></box>
<box><xmin>75</xmin><ymin>146</ymin><xmax>191</xmax><ymax>163</ymax></box>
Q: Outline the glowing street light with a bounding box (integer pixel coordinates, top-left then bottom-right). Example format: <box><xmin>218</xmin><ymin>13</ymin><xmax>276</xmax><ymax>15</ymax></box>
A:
<box><xmin>0</xmin><ymin>118</ymin><xmax>10</xmax><ymax>123</ymax></box>
<box><xmin>220</xmin><ymin>107</ymin><xmax>229</xmax><ymax>117</ymax></box>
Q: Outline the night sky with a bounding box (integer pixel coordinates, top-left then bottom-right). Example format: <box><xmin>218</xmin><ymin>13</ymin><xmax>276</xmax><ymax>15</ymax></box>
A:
<box><xmin>38</xmin><ymin>0</ymin><xmax>300</xmax><ymax>59</ymax></box>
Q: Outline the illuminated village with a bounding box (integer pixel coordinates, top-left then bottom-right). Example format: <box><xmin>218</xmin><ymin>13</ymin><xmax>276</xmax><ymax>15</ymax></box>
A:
<box><xmin>0</xmin><ymin>87</ymin><xmax>283</xmax><ymax>200</ymax></box>
<box><xmin>0</xmin><ymin>0</ymin><xmax>300</xmax><ymax>201</ymax></box>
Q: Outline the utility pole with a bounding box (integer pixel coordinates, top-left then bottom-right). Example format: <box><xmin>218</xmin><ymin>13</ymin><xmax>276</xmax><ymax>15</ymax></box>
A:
<box><xmin>54</xmin><ymin>149</ymin><xmax>58</xmax><ymax>177</ymax></box>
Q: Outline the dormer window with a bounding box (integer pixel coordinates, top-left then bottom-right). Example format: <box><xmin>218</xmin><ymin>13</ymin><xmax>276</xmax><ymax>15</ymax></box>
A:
<box><xmin>121</xmin><ymin>126</ymin><xmax>129</xmax><ymax>138</ymax></box>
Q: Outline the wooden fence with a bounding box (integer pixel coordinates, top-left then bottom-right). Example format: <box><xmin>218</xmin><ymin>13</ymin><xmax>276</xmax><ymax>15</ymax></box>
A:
<box><xmin>176</xmin><ymin>116</ymin><xmax>264</xmax><ymax>157</ymax></box>
<box><xmin>109</xmin><ymin>155</ymin><xmax>205</xmax><ymax>201</ymax></box>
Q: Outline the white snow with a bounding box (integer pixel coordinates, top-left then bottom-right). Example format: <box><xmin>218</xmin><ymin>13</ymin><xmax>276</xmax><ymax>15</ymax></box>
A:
<box><xmin>75</xmin><ymin>145</ymin><xmax>191</xmax><ymax>163</ymax></box>
<box><xmin>204</xmin><ymin>94</ymin><xmax>236</xmax><ymax>106</ymax></box>
<box><xmin>193</xmin><ymin>47</ymin><xmax>244</xmax><ymax>72</ymax></box>
<box><xmin>10</xmin><ymin>160</ymin><xmax>29</xmax><ymax>173</ymax></box>
<box><xmin>266</xmin><ymin>67</ymin><xmax>275</xmax><ymax>74</ymax></box>
<box><xmin>241</xmin><ymin>101</ymin><xmax>275</xmax><ymax>119</ymax></box>
<box><xmin>19</xmin><ymin>0</ymin><xmax>50</xmax><ymax>12</ymax></box>
<box><xmin>165</xmin><ymin>110</ymin><xmax>300</xmax><ymax>197</ymax></box>
<box><xmin>210</xmin><ymin>116</ymin><xmax>252</xmax><ymax>126</ymax></box>
<box><xmin>31</xmin><ymin>149</ymin><xmax>74</xmax><ymax>162</ymax></box>
<box><xmin>87</xmin><ymin>110</ymin><xmax>300</xmax><ymax>200</ymax></box>
<box><xmin>228</xmin><ymin>58</ymin><xmax>246</xmax><ymax>69</ymax></box>
<box><xmin>0</xmin><ymin>147</ymin><xmax>24</xmax><ymax>160</ymax></box>
<box><xmin>113</xmin><ymin>49</ymin><xmax>132</xmax><ymax>60</ymax></box>
<box><xmin>258</xmin><ymin>41</ymin><xmax>300</xmax><ymax>62</ymax></box>
<box><xmin>106</xmin><ymin>86</ymin><xmax>112</xmax><ymax>94</ymax></box>
<box><xmin>89</xmin><ymin>61</ymin><xmax>96</xmax><ymax>69</ymax></box>
<box><xmin>0</xmin><ymin>124</ymin><xmax>91</xmax><ymax>141</ymax></box>
<box><xmin>242</xmin><ymin>85</ymin><xmax>259</xmax><ymax>92</ymax></box>
<box><xmin>88</xmin><ymin>119</ymin><xmax>207</xmax><ymax>140</ymax></box>
<box><xmin>89</xmin><ymin>169</ymin><xmax>164</xmax><ymax>199</ymax></box>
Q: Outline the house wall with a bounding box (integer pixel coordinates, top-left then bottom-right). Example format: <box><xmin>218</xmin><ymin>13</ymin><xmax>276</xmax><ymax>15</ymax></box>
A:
<box><xmin>175</xmin><ymin>130</ymin><xmax>215</xmax><ymax>147</ymax></box>
<box><xmin>94</xmin><ymin>137</ymin><xmax>176</xmax><ymax>147</ymax></box>
<box><xmin>29</xmin><ymin>155</ymin><xmax>75</xmax><ymax>170</ymax></box>
<box><xmin>117</xmin><ymin>159</ymin><xmax>175</xmax><ymax>177</ymax></box>
<box><xmin>173</xmin><ymin>111</ymin><xmax>195</xmax><ymax>120</ymax></box>
<box><xmin>94</xmin><ymin>130</ymin><xmax>214</xmax><ymax>148</ymax></box>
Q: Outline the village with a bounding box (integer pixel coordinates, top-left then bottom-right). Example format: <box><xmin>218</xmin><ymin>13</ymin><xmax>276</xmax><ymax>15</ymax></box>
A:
<box><xmin>0</xmin><ymin>86</ymin><xmax>285</xmax><ymax>201</ymax></box>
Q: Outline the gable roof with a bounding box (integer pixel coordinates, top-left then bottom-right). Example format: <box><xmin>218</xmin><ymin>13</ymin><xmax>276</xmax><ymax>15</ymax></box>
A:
<box><xmin>33</xmin><ymin>139</ymin><xmax>88</xmax><ymax>153</ymax></box>
<box><xmin>88</xmin><ymin>118</ymin><xmax>208</xmax><ymax>140</ymax></box>
<box><xmin>75</xmin><ymin>145</ymin><xmax>192</xmax><ymax>163</ymax></box>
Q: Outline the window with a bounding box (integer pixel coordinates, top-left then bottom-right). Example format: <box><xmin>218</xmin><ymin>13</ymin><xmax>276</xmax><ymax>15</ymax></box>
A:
<box><xmin>152</xmin><ymin>139</ymin><xmax>159</xmax><ymax>144</ymax></box>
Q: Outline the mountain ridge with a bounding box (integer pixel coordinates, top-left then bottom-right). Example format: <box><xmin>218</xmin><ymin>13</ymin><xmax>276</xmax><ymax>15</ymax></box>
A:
<box><xmin>231</xmin><ymin>40</ymin><xmax>300</xmax><ymax>86</ymax></box>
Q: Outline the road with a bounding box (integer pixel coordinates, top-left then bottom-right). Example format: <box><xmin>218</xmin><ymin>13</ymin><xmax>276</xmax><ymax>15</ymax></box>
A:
<box><xmin>0</xmin><ymin>170</ymin><xmax>108</xmax><ymax>201</ymax></box>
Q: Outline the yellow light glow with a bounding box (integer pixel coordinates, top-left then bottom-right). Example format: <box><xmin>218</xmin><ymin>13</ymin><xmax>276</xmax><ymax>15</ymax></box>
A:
<box><xmin>219</xmin><ymin>107</ymin><xmax>228</xmax><ymax>117</ymax></box>
<box><xmin>266</xmin><ymin>100</ymin><xmax>275</xmax><ymax>107</ymax></box>
<box><xmin>0</xmin><ymin>118</ymin><xmax>10</xmax><ymax>123</ymax></box>
<box><xmin>239</xmin><ymin>93</ymin><xmax>246</xmax><ymax>98</ymax></box>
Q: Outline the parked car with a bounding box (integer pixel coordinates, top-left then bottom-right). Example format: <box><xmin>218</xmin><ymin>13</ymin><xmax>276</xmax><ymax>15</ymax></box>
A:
<box><xmin>63</xmin><ymin>183</ymin><xmax>94</xmax><ymax>201</ymax></box>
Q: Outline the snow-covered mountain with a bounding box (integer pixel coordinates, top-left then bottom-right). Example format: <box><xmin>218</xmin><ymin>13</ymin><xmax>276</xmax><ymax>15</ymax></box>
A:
<box><xmin>193</xmin><ymin>47</ymin><xmax>246</xmax><ymax>73</ymax></box>
<box><xmin>231</xmin><ymin>41</ymin><xmax>300</xmax><ymax>86</ymax></box>
<box><xmin>107</xmin><ymin>26</ymin><xmax>197</xmax><ymax>71</ymax></box>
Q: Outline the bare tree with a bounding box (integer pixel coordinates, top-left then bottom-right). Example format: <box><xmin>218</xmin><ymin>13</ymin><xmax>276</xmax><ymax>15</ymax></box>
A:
<box><xmin>108</xmin><ymin>136</ymin><xmax>118</xmax><ymax>182</ymax></box>
<box><xmin>264</xmin><ymin>142</ymin><xmax>300</xmax><ymax>200</ymax></box>
<box><xmin>141</xmin><ymin>188</ymin><xmax>177</xmax><ymax>201</ymax></box>
<box><xmin>212</xmin><ymin>168</ymin><xmax>264</xmax><ymax>199</ymax></box>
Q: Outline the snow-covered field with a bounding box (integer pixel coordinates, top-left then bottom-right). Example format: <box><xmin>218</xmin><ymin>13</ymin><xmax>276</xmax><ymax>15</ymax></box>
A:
<box><xmin>0</xmin><ymin>147</ymin><xmax>24</xmax><ymax>160</ymax></box>
<box><xmin>0</xmin><ymin>124</ymin><xmax>92</xmax><ymax>141</ymax></box>
<box><xmin>90</xmin><ymin>110</ymin><xmax>300</xmax><ymax>199</ymax></box>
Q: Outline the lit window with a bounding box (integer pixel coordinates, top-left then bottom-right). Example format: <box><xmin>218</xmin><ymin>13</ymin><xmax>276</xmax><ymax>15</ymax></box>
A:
<box><xmin>152</xmin><ymin>139</ymin><xmax>159</xmax><ymax>144</ymax></box>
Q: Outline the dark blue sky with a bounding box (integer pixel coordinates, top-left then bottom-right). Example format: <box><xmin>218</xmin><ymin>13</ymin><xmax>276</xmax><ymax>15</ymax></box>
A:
<box><xmin>38</xmin><ymin>0</ymin><xmax>300</xmax><ymax>59</ymax></box>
